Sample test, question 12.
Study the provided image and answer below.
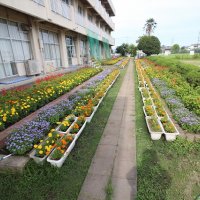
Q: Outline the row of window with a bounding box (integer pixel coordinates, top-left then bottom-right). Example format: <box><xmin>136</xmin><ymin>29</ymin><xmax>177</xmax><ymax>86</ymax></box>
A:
<box><xmin>77</xmin><ymin>5</ymin><xmax>110</xmax><ymax>34</ymax></box>
<box><xmin>32</xmin><ymin>0</ymin><xmax>111</xmax><ymax>34</ymax></box>
<box><xmin>0</xmin><ymin>18</ymin><xmax>87</xmax><ymax>79</ymax></box>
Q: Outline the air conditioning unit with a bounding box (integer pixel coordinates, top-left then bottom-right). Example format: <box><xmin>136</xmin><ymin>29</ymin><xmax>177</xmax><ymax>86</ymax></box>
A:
<box><xmin>25</xmin><ymin>60</ymin><xmax>41</xmax><ymax>76</ymax></box>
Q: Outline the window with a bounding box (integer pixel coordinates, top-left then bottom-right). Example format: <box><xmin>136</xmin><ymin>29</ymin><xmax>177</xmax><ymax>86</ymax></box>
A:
<box><xmin>80</xmin><ymin>40</ymin><xmax>86</xmax><ymax>57</ymax></box>
<box><xmin>66</xmin><ymin>36</ymin><xmax>76</xmax><ymax>57</ymax></box>
<box><xmin>0</xmin><ymin>18</ymin><xmax>32</xmax><ymax>62</ymax></box>
<box><xmin>40</xmin><ymin>30</ymin><xmax>61</xmax><ymax>67</ymax></box>
<box><xmin>78</xmin><ymin>5</ymin><xmax>84</xmax><ymax>16</ymax></box>
<box><xmin>88</xmin><ymin>14</ymin><xmax>93</xmax><ymax>22</ymax></box>
<box><xmin>0</xmin><ymin>18</ymin><xmax>32</xmax><ymax>78</ymax></box>
<box><xmin>50</xmin><ymin>0</ymin><xmax>71</xmax><ymax>19</ymax></box>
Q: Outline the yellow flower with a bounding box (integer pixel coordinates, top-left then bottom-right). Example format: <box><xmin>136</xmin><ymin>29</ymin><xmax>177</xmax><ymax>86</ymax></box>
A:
<box><xmin>48</xmin><ymin>133</ymin><xmax>52</xmax><ymax>137</ymax></box>
<box><xmin>46</xmin><ymin>140</ymin><xmax>49</xmax><ymax>144</ymax></box>
<box><xmin>52</xmin><ymin>140</ymin><xmax>54</xmax><ymax>144</ymax></box>
<box><xmin>57</xmin><ymin>134</ymin><xmax>60</xmax><ymax>137</ymax></box>
<box><xmin>40</xmin><ymin>140</ymin><xmax>43</xmax><ymax>143</ymax></box>
<box><xmin>39</xmin><ymin>150</ymin><xmax>43</xmax><ymax>155</ymax></box>
<box><xmin>34</xmin><ymin>144</ymin><xmax>38</xmax><ymax>148</ymax></box>
<box><xmin>38</xmin><ymin>145</ymin><xmax>42</xmax><ymax>149</ymax></box>
<box><xmin>3</xmin><ymin>116</ymin><xmax>7</xmax><ymax>122</ymax></box>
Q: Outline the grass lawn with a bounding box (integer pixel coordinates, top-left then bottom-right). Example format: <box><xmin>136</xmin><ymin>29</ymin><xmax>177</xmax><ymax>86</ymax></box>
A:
<box><xmin>135</xmin><ymin>63</ymin><xmax>200</xmax><ymax>200</ymax></box>
<box><xmin>0</xmin><ymin>67</ymin><xmax>127</xmax><ymax>200</ymax></box>
<box><xmin>181</xmin><ymin>59</ymin><xmax>200</xmax><ymax>67</ymax></box>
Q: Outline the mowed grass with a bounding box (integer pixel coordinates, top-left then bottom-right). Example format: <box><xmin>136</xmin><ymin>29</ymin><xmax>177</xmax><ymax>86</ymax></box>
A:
<box><xmin>0</xmin><ymin>67</ymin><xmax>127</xmax><ymax>200</ymax></box>
<box><xmin>181</xmin><ymin>59</ymin><xmax>200</xmax><ymax>67</ymax></box>
<box><xmin>134</xmin><ymin>63</ymin><xmax>200</xmax><ymax>200</ymax></box>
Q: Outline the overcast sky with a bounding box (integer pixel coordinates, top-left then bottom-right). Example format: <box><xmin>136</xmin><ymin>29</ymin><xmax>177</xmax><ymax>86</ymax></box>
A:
<box><xmin>111</xmin><ymin>0</ymin><xmax>200</xmax><ymax>47</ymax></box>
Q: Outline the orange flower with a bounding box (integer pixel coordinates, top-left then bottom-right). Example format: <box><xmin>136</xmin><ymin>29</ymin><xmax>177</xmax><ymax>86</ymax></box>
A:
<box><xmin>57</xmin><ymin>147</ymin><xmax>61</xmax><ymax>150</ymax></box>
<box><xmin>67</xmin><ymin>136</ymin><xmax>73</xmax><ymax>141</ymax></box>
<box><xmin>61</xmin><ymin>139</ymin><xmax>67</xmax><ymax>145</ymax></box>
<box><xmin>73</xmin><ymin>123</ymin><xmax>79</xmax><ymax>129</ymax></box>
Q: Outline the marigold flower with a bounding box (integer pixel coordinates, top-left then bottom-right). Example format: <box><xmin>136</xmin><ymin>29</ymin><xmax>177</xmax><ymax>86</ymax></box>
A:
<box><xmin>48</xmin><ymin>133</ymin><xmax>52</xmax><ymax>137</ymax></box>
<box><xmin>39</xmin><ymin>150</ymin><xmax>43</xmax><ymax>154</ymax></box>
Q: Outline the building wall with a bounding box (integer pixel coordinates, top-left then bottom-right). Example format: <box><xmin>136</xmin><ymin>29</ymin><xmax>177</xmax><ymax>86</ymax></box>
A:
<box><xmin>0</xmin><ymin>0</ymin><xmax>115</xmax><ymax>79</ymax></box>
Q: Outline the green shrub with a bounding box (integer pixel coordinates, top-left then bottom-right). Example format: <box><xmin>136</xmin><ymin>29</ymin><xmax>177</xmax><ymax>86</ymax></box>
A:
<box><xmin>148</xmin><ymin>56</ymin><xmax>200</xmax><ymax>87</ymax></box>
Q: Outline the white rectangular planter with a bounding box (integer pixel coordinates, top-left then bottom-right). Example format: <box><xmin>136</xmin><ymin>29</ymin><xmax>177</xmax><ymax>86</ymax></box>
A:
<box><xmin>74</xmin><ymin>120</ymin><xmax>87</xmax><ymax>141</ymax></box>
<box><xmin>145</xmin><ymin>116</ymin><xmax>164</xmax><ymax>140</ymax></box>
<box><xmin>140</xmin><ymin>89</ymin><xmax>150</xmax><ymax>99</ymax></box>
<box><xmin>47</xmin><ymin>139</ymin><xmax>76</xmax><ymax>168</ymax></box>
<box><xmin>29</xmin><ymin>150</ymin><xmax>48</xmax><ymax>165</ymax></box>
<box><xmin>160</xmin><ymin>118</ymin><xmax>179</xmax><ymax>141</ymax></box>
<box><xmin>86</xmin><ymin>109</ymin><xmax>96</xmax><ymax>123</ymax></box>
<box><xmin>143</xmin><ymin>106</ymin><xmax>155</xmax><ymax>117</ymax></box>
<box><xmin>55</xmin><ymin>119</ymin><xmax>76</xmax><ymax>134</ymax></box>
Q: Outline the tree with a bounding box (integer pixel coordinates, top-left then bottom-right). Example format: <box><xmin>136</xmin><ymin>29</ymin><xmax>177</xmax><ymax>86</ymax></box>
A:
<box><xmin>144</xmin><ymin>18</ymin><xmax>157</xmax><ymax>36</ymax></box>
<box><xmin>171</xmin><ymin>44</ymin><xmax>180</xmax><ymax>54</ymax></box>
<box><xmin>128</xmin><ymin>44</ymin><xmax>137</xmax><ymax>56</ymax></box>
<box><xmin>137</xmin><ymin>36</ymin><xmax>161</xmax><ymax>56</ymax></box>
<box><xmin>180</xmin><ymin>46</ymin><xmax>189</xmax><ymax>54</ymax></box>
<box><xmin>115</xmin><ymin>43</ymin><xmax>129</xmax><ymax>56</ymax></box>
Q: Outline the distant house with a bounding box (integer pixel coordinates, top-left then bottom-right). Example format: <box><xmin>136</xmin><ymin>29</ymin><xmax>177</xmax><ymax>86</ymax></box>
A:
<box><xmin>187</xmin><ymin>44</ymin><xmax>200</xmax><ymax>51</ymax></box>
<box><xmin>161</xmin><ymin>45</ymin><xmax>171</xmax><ymax>55</ymax></box>
<box><xmin>136</xmin><ymin>50</ymin><xmax>146</xmax><ymax>58</ymax></box>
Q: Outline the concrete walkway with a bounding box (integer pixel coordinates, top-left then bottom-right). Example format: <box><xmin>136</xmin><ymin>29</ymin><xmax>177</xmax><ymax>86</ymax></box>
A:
<box><xmin>78</xmin><ymin>59</ymin><xmax>136</xmax><ymax>200</ymax></box>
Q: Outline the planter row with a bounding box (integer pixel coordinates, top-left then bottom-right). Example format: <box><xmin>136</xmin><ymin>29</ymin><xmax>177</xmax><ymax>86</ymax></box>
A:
<box><xmin>136</xmin><ymin>60</ymin><xmax>179</xmax><ymax>141</ymax></box>
<box><xmin>119</xmin><ymin>58</ymin><xmax>130</xmax><ymax>69</ymax></box>
<box><xmin>29</xmin><ymin>72</ymin><xmax>120</xmax><ymax>167</ymax></box>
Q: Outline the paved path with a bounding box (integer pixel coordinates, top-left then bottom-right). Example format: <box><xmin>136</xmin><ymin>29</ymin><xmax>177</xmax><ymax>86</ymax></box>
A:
<box><xmin>78</xmin><ymin>59</ymin><xmax>137</xmax><ymax>200</ymax></box>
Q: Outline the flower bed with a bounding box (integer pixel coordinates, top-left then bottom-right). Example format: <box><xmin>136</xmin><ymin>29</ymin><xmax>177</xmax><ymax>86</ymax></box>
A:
<box><xmin>0</xmin><ymin>67</ymin><xmax>102</xmax><ymax>131</ymax></box>
<box><xmin>3</xmin><ymin>66</ymin><xmax>123</xmax><ymax>167</ymax></box>
<box><xmin>101</xmin><ymin>57</ymin><xmax>123</xmax><ymax>65</ymax></box>
<box><xmin>56</xmin><ymin>114</ymin><xmax>75</xmax><ymax>133</ymax></box>
<box><xmin>47</xmin><ymin>134</ymin><xmax>75</xmax><ymax>168</ymax></box>
<box><xmin>145</xmin><ymin>116</ymin><xmax>163</xmax><ymax>140</ymax></box>
<box><xmin>142</xmin><ymin>59</ymin><xmax>200</xmax><ymax>131</ymax></box>
<box><xmin>136</xmin><ymin>59</ymin><xmax>180</xmax><ymax>140</ymax></box>
<box><xmin>29</xmin><ymin>130</ymin><xmax>62</xmax><ymax>164</ymax></box>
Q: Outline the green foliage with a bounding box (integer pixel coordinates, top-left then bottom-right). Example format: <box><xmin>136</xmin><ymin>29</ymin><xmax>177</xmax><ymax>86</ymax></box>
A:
<box><xmin>105</xmin><ymin>178</ymin><xmax>113</xmax><ymax>200</ymax></box>
<box><xmin>115</xmin><ymin>43</ymin><xmax>129</xmax><ymax>56</ymax></box>
<box><xmin>135</xmin><ymin>67</ymin><xmax>200</xmax><ymax>199</ymax></box>
<box><xmin>101</xmin><ymin>57</ymin><xmax>123</xmax><ymax>65</ymax></box>
<box><xmin>148</xmin><ymin>56</ymin><xmax>200</xmax><ymax>87</ymax></box>
<box><xmin>0</xmin><ymin>66</ymin><xmax>127</xmax><ymax>200</ymax></box>
<box><xmin>167</xmin><ymin>137</ymin><xmax>200</xmax><ymax>156</ymax></box>
<box><xmin>171</xmin><ymin>44</ymin><xmax>180</xmax><ymax>54</ymax></box>
<box><xmin>143</xmin><ymin>18</ymin><xmax>157</xmax><ymax>36</ymax></box>
<box><xmin>137</xmin><ymin>36</ymin><xmax>161</xmax><ymax>56</ymax></box>
<box><xmin>128</xmin><ymin>44</ymin><xmax>137</xmax><ymax>56</ymax></box>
